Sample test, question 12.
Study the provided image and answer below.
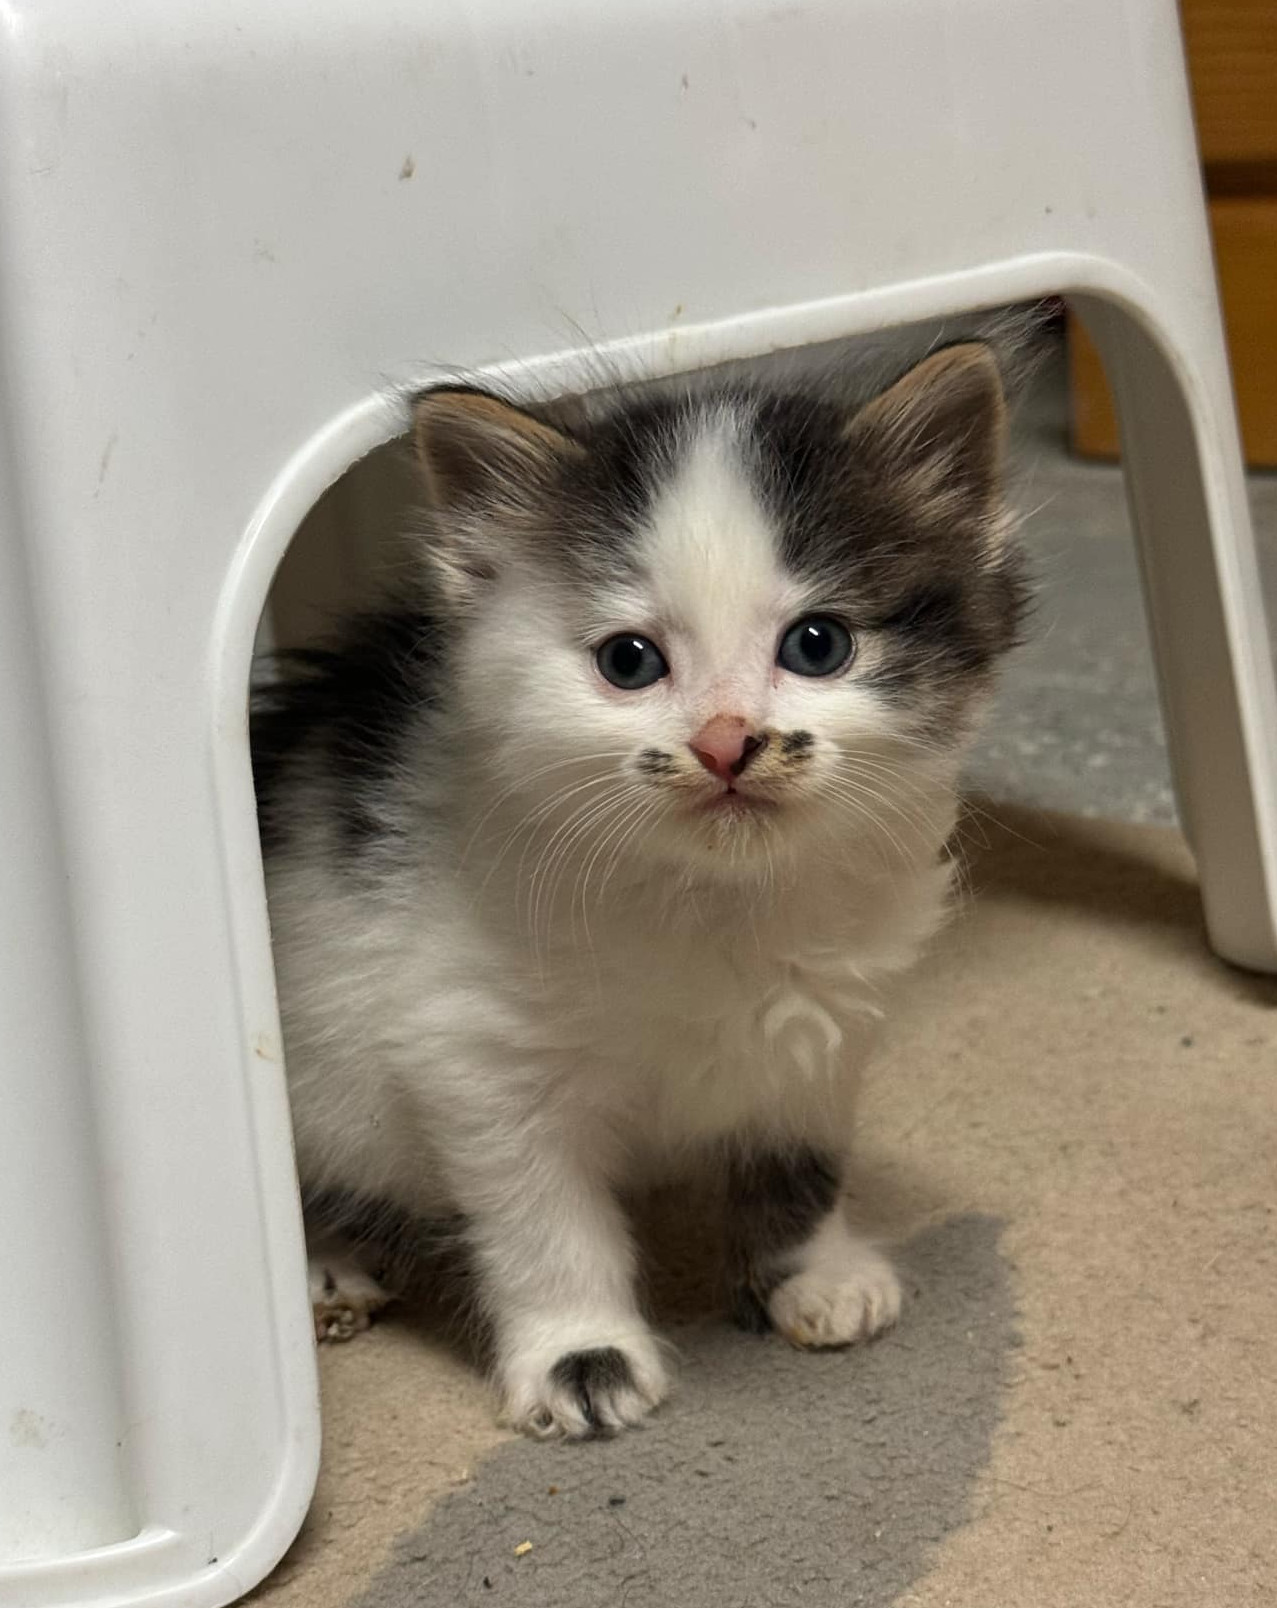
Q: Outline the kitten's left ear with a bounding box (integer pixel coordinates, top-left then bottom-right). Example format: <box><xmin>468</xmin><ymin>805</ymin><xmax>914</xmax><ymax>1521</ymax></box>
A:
<box><xmin>411</xmin><ymin>387</ymin><xmax>581</xmax><ymax>511</ymax></box>
<box><xmin>844</xmin><ymin>343</ymin><xmax>1007</xmax><ymax>529</ymax></box>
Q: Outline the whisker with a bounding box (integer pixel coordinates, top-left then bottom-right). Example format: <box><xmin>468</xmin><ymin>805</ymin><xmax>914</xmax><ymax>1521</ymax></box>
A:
<box><xmin>526</xmin><ymin>782</ymin><xmax>649</xmax><ymax>956</ymax></box>
<box><xmin>816</xmin><ymin>772</ymin><xmax>937</xmax><ymax>851</ymax></box>
<box><xmin>597</xmin><ymin>798</ymin><xmax>670</xmax><ymax>903</ymax></box>
<box><xmin>808</xmin><ymin>778</ymin><xmax>923</xmax><ymax>878</ymax></box>
<box><xmin>573</xmin><ymin>789</ymin><xmax>653</xmax><ymax>949</ymax></box>
<box><xmin>524</xmin><ymin>788</ymin><xmax>626</xmax><ymax>946</ymax></box>
<box><xmin>460</xmin><ymin>751</ymin><xmax>633</xmax><ymax>863</ymax></box>
<box><xmin>471</xmin><ymin>772</ymin><xmax>622</xmax><ymax>906</ymax></box>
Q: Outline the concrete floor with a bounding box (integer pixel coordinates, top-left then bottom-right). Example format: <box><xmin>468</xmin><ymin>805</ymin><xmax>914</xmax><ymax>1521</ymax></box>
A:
<box><xmin>967</xmin><ymin>352</ymin><xmax>1277</xmax><ymax>825</ymax></box>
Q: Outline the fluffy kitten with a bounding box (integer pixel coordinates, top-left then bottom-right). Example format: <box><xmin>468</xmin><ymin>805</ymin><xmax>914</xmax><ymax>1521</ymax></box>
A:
<box><xmin>253</xmin><ymin>342</ymin><xmax>1027</xmax><ymax>1439</ymax></box>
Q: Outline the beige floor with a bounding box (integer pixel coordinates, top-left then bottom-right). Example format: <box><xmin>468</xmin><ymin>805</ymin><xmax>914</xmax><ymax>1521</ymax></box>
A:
<box><xmin>864</xmin><ymin>808</ymin><xmax>1277</xmax><ymax>1607</ymax></box>
<box><xmin>250</xmin><ymin>807</ymin><xmax>1277</xmax><ymax>1608</ymax></box>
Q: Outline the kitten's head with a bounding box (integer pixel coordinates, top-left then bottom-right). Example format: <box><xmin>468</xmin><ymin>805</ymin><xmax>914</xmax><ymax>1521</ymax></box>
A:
<box><xmin>411</xmin><ymin>346</ymin><xmax>1027</xmax><ymax>880</ymax></box>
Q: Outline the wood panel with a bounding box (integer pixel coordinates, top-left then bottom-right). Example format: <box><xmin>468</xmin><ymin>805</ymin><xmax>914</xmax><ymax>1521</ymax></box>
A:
<box><xmin>1181</xmin><ymin>0</ymin><xmax>1277</xmax><ymax>169</ymax></box>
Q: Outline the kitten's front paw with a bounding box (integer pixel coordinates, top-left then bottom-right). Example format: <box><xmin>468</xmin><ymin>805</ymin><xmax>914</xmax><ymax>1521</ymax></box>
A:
<box><xmin>309</xmin><ymin>1254</ymin><xmax>391</xmax><ymax>1343</ymax></box>
<box><xmin>768</xmin><ymin>1247</ymin><xmax>902</xmax><ymax>1349</ymax></box>
<box><xmin>502</xmin><ymin>1329</ymin><xmax>670</xmax><ymax>1440</ymax></box>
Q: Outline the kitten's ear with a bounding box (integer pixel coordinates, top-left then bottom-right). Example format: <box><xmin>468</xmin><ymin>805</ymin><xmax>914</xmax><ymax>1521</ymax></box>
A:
<box><xmin>411</xmin><ymin>387</ymin><xmax>579</xmax><ymax>511</ymax></box>
<box><xmin>844</xmin><ymin>344</ymin><xmax>1007</xmax><ymax>529</ymax></box>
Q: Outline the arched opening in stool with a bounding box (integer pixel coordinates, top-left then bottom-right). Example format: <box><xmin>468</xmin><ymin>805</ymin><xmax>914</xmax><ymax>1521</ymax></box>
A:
<box><xmin>239</xmin><ymin>298</ymin><xmax>1260</xmax><ymax>1545</ymax></box>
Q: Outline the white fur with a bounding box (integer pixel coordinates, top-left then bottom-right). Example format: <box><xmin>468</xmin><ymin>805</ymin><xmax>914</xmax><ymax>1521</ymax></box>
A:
<box><xmin>268</xmin><ymin>417</ymin><xmax>964</xmax><ymax>1436</ymax></box>
<box><xmin>767</xmin><ymin>1208</ymin><xmax>902</xmax><ymax>1347</ymax></box>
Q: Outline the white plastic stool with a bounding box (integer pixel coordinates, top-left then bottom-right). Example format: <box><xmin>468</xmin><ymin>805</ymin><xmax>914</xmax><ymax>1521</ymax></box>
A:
<box><xmin>3</xmin><ymin>2</ymin><xmax>1275</xmax><ymax>1603</ymax></box>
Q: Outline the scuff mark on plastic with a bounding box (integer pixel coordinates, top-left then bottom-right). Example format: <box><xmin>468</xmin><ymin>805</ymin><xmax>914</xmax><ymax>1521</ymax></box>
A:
<box><xmin>10</xmin><ymin>1409</ymin><xmax>49</xmax><ymax>1448</ymax></box>
<box><xmin>95</xmin><ymin>433</ymin><xmax>119</xmax><ymax>496</ymax></box>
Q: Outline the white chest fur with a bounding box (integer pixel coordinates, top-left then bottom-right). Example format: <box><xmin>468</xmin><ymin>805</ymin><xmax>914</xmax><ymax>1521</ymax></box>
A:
<box><xmin>471</xmin><ymin>850</ymin><xmax>956</xmax><ymax>1158</ymax></box>
<box><xmin>271</xmin><ymin>831</ymin><xmax>954</xmax><ymax>1203</ymax></box>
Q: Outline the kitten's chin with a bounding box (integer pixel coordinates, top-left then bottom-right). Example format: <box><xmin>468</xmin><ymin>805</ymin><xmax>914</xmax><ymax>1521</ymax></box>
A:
<box><xmin>642</xmin><ymin>793</ymin><xmax>790</xmax><ymax>879</ymax></box>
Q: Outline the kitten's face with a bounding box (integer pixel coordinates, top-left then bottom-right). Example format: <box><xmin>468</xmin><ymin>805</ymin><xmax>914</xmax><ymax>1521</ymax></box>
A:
<box><xmin>414</xmin><ymin>349</ymin><xmax>1026</xmax><ymax>879</ymax></box>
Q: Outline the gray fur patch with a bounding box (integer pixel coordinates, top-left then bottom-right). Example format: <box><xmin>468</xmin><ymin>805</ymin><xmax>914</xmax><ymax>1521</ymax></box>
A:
<box><xmin>726</xmin><ymin>1147</ymin><xmax>841</xmax><ymax>1332</ymax></box>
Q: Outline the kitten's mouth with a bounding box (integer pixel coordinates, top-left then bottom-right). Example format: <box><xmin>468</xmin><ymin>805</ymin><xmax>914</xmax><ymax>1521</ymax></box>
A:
<box><xmin>699</xmin><ymin>786</ymin><xmax>775</xmax><ymax>817</ymax></box>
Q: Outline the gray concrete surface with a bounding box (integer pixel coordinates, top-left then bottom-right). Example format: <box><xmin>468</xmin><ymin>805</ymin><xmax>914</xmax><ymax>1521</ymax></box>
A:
<box><xmin>966</xmin><ymin>355</ymin><xmax>1277</xmax><ymax>825</ymax></box>
<box><xmin>358</xmin><ymin>1218</ymin><xmax>1014</xmax><ymax>1608</ymax></box>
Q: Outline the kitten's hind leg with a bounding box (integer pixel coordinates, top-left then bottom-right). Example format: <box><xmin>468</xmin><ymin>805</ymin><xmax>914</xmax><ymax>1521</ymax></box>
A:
<box><xmin>307</xmin><ymin>1230</ymin><xmax>392</xmax><ymax>1343</ymax></box>
<box><xmin>728</xmin><ymin>1147</ymin><xmax>901</xmax><ymax>1348</ymax></box>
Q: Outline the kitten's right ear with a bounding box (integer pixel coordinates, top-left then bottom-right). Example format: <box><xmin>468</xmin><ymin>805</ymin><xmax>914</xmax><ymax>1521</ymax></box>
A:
<box><xmin>411</xmin><ymin>387</ymin><xmax>579</xmax><ymax>511</ymax></box>
<box><xmin>844</xmin><ymin>343</ymin><xmax>1007</xmax><ymax>534</ymax></box>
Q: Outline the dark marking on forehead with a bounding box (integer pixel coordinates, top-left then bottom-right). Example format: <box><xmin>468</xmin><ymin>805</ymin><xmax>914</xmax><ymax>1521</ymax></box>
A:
<box><xmin>543</xmin><ymin>400</ymin><xmax>688</xmax><ymax>579</ymax></box>
<box><xmin>875</xmin><ymin>585</ymin><xmax>963</xmax><ymax>637</ymax></box>
<box><xmin>737</xmin><ymin>389</ymin><xmax>1026</xmax><ymax>716</ymax></box>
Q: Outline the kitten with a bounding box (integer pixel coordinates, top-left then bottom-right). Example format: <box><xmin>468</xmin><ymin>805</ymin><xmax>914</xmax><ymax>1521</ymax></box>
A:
<box><xmin>253</xmin><ymin>342</ymin><xmax>1027</xmax><ymax>1439</ymax></box>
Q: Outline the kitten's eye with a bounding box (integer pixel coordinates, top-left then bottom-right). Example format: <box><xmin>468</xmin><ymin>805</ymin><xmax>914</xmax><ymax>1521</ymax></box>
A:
<box><xmin>596</xmin><ymin>634</ymin><xmax>670</xmax><ymax>690</ymax></box>
<box><xmin>777</xmin><ymin>616</ymin><xmax>854</xmax><ymax>678</ymax></box>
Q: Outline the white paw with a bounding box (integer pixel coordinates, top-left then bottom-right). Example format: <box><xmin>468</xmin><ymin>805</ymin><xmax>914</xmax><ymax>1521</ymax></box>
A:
<box><xmin>501</xmin><ymin>1326</ymin><xmax>670</xmax><ymax>1440</ymax></box>
<box><xmin>768</xmin><ymin>1247</ymin><xmax>902</xmax><ymax>1349</ymax></box>
<box><xmin>309</xmin><ymin>1253</ymin><xmax>391</xmax><ymax>1343</ymax></box>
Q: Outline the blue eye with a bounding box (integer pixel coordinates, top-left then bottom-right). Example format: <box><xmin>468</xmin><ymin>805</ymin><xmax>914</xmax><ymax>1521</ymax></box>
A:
<box><xmin>777</xmin><ymin>616</ymin><xmax>854</xmax><ymax>677</ymax></box>
<box><xmin>596</xmin><ymin>634</ymin><xmax>669</xmax><ymax>690</ymax></box>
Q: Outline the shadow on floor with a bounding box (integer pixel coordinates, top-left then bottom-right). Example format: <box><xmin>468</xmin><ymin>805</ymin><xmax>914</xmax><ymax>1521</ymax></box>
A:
<box><xmin>357</xmin><ymin>1215</ymin><xmax>1015</xmax><ymax>1608</ymax></box>
<box><xmin>958</xmin><ymin>800</ymin><xmax>1277</xmax><ymax>1005</ymax></box>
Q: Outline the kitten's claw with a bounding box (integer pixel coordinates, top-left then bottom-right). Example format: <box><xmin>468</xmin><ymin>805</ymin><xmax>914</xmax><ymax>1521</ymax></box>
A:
<box><xmin>309</xmin><ymin>1254</ymin><xmax>391</xmax><ymax>1343</ymax></box>
<box><xmin>768</xmin><ymin>1247</ymin><xmax>901</xmax><ymax>1349</ymax></box>
<box><xmin>502</xmin><ymin>1332</ymin><xmax>670</xmax><ymax>1439</ymax></box>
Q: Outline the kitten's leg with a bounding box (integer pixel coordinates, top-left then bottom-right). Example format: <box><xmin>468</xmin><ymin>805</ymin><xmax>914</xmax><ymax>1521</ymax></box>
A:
<box><xmin>728</xmin><ymin>1147</ymin><xmax>901</xmax><ymax>1348</ymax></box>
<box><xmin>456</xmin><ymin>1121</ymin><xmax>668</xmax><ymax>1440</ymax></box>
<box><xmin>307</xmin><ymin>1229</ymin><xmax>392</xmax><ymax>1343</ymax></box>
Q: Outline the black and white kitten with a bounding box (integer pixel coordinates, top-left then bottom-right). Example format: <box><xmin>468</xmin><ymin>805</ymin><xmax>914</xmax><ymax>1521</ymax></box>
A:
<box><xmin>254</xmin><ymin>343</ymin><xmax>1027</xmax><ymax>1439</ymax></box>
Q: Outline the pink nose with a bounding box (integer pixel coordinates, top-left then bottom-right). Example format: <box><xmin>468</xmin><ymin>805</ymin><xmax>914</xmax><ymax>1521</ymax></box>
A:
<box><xmin>689</xmin><ymin>715</ymin><xmax>768</xmax><ymax>782</ymax></box>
